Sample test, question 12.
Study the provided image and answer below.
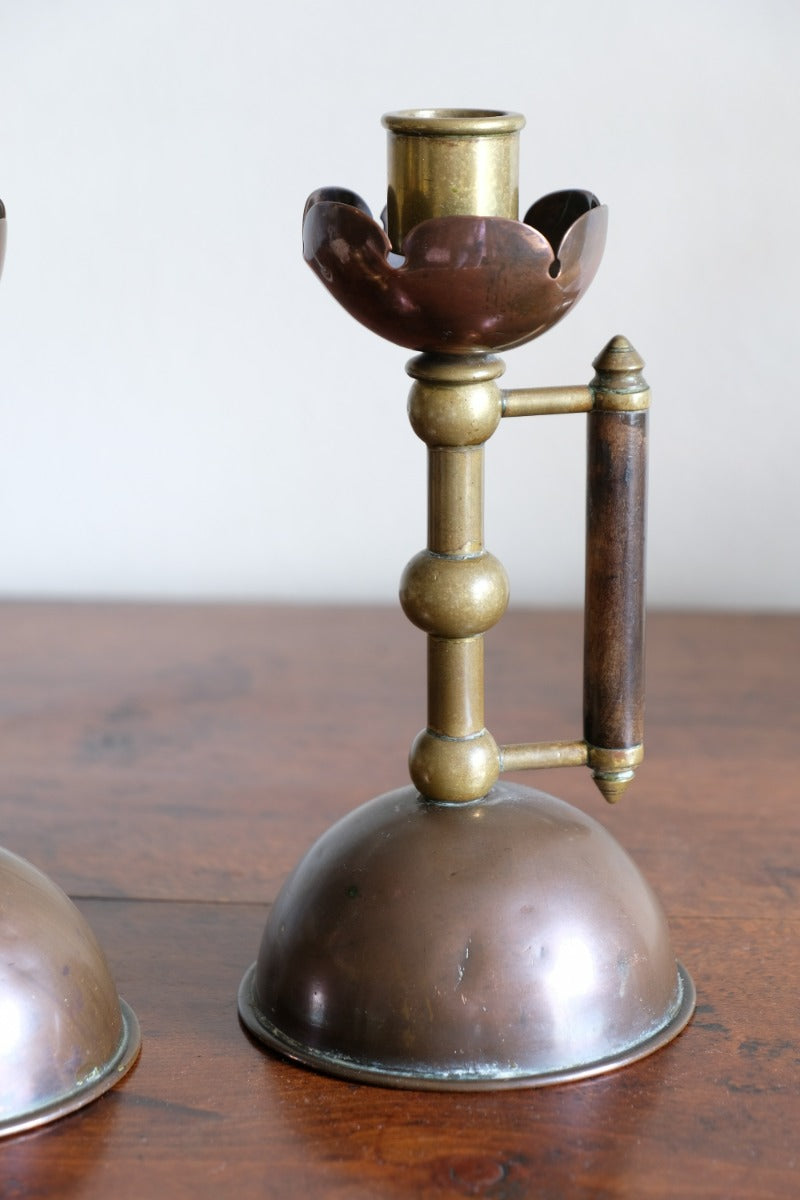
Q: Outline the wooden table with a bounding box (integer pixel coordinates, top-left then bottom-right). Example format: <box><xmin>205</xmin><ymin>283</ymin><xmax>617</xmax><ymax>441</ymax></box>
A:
<box><xmin>0</xmin><ymin>604</ymin><xmax>797</xmax><ymax>1198</ymax></box>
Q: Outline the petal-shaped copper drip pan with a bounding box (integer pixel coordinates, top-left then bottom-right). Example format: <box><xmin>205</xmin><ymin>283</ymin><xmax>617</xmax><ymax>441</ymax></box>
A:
<box><xmin>302</xmin><ymin>189</ymin><xmax>607</xmax><ymax>354</ymax></box>
<box><xmin>239</xmin><ymin>783</ymin><xmax>694</xmax><ymax>1089</ymax></box>
<box><xmin>0</xmin><ymin>847</ymin><xmax>141</xmax><ymax>1136</ymax></box>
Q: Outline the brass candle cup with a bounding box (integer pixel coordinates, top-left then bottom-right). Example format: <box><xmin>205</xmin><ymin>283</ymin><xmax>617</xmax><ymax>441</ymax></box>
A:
<box><xmin>383</xmin><ymin>108</ymin><xmax>524</xmax><ymax>248</ymax></box>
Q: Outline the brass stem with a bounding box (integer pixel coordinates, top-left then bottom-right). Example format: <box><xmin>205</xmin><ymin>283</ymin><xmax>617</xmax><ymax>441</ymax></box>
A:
<box><xmin>401</xmin><ymin>354</ymin><xmax>505</xmax><ymax>803</ymax></box>
<box><xmin>427</xmin><ymin>637</ymin><xmax>485</xmax><ymax>738</ymax></box>
<box><xmin>428</xmin><ymin>448</ymin><xmax>484</xmax><ymax>556</ymax></box>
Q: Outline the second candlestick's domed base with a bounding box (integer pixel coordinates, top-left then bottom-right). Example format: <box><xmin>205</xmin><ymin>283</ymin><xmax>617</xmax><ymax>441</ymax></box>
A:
<box><xmin>239</xmin><ymin>782</ymin><xmax>693</xmax><ymax>1089</ymax></box>
<box><xmin>0</xmin><ymin>846</ymin><xmax>140</xmax><ymax>1136</ymax></box>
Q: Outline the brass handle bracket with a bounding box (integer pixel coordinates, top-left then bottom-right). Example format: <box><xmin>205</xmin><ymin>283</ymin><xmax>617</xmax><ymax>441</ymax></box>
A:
<box><xmin>501</xmin><ymin>384</ymin><xmax>592</xmax><ymax>417</ymax></box>
<box><xmin>500</xmin><ymin>739</ymin><xmax>589</xmax><ymax>772</ymax></box>
<box><xmin>500</xmin><ymin>379</ymin><xmax>650</xmax><ymax>419</ymax></box>
<box><xmin>499</xmin><ymin>740</ymin><xmax>644</xmax><ymax>802</ymax></box>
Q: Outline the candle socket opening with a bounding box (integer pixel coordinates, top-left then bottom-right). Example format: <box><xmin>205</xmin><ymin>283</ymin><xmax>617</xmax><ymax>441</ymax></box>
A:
<box><xmin>382</xmin><ymin>109</ymin><xmax>525</xmax><ymax>252</ymax></box>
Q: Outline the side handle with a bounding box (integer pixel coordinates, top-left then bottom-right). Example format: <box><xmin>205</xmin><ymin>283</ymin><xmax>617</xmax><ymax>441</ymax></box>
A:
<box><xmin>583</xmin><ymin>337</ymin><xmax>649</xmax><ymax>801</ymax></box>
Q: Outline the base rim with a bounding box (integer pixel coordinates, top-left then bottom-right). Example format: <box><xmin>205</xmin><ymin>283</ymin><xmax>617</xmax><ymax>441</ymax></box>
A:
<box><xmin>238</xmin><ymin>961</ymin><xmax>695</xmax><ymax>1091</ymax></box>
<box><xmin>0</xmin><ymin>998</ymin><xmax>141</xmax><ymax>1138</ymax></box>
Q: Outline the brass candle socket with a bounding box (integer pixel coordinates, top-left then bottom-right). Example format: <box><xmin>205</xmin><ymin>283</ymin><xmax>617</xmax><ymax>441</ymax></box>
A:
<box><xmin>239</xmin><ymin>111</ymin><xmax>694</xmax><ymax>1088</ymax></box>
<box><xmin>383</xmin><ymin>108</ymin><xmax>524</xmax><ymax>249</ymax></box>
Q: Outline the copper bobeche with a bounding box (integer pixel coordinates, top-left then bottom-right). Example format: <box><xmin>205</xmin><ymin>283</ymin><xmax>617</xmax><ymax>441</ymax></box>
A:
<box><xmin>302</xmin><ymin>188</ymin><xmax>607</xmax><ymax>354</ymax></box>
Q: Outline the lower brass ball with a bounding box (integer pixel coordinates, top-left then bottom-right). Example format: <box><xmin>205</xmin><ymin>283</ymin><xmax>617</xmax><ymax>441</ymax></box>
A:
<box><xmin>409</xmin><ymin>727</ymin><xmax>500</xmax><ymax>802</ymax></box>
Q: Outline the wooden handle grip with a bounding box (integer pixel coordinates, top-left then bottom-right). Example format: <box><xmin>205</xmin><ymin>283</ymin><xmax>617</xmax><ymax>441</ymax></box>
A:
<box><xmin>583</xmin><ymin>408</ymin><xmax>647</xmax><ymax>752</ymax></box>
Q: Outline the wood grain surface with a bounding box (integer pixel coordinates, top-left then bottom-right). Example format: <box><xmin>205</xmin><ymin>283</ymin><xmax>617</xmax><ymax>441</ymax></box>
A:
<box><xmin>0</xmin><ymin>604</ymin><xmax>797</xmax><ymax>1198</ymax></box>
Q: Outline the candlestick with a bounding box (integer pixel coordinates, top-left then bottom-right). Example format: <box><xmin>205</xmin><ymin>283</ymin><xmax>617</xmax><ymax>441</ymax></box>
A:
<box><xmin>239</xmin><ymin>110</ymin><xmax>694</xmax><ymax>1088</ymax></box>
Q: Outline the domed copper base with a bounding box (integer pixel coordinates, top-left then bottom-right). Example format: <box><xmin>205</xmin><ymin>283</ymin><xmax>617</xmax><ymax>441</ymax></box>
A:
<box><xmin>239</xmin><ymin>783</ymin><xmax>694</xmax><ymax>1089</ymax></box>
<box><xmin>0</xmin><ymin>847</ymin><xmax>141</xmax><ymax>1137</ymax></box>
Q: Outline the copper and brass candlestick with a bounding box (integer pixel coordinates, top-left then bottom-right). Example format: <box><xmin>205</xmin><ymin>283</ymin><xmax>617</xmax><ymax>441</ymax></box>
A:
<box><xmin>239</xmin><ymin>110</ymin><xmax>694</xmax><ymax>1088</ymax></box>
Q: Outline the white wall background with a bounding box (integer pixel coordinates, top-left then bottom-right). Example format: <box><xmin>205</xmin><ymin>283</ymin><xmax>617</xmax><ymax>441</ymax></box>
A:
<box><xmin>0</xmin><ymin>0</ymin><xmax>797</xmax><ymax>609</ymax></box>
